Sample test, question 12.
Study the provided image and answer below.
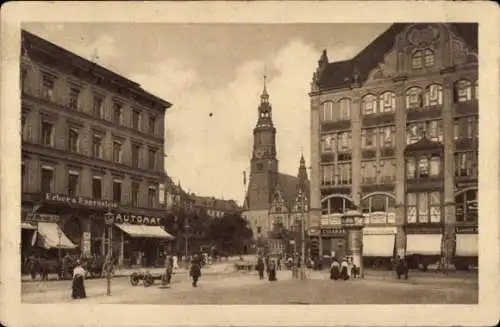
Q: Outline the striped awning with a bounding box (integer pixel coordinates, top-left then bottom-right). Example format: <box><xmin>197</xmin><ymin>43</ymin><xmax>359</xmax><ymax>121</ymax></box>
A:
<box><xmin>37</xmin><ymin>222</ymin><xmax>77</xmax><ymax>249</ymax></box>
<box><xmin>115</xmin><ymin>223</ymin><xmax>174</xmax><ymax>239</ymax></box>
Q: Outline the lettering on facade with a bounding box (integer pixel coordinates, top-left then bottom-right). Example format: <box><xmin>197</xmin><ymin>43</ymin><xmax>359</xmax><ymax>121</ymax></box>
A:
<box><xmin>45</xmin><ymin>193</ymin><xmax>119</xmax><ymax>210</ymax></box>
<box><xmin>456</xmin><ymin>226</ymin><xmax>477</xmax><ymax>234</ymax></box>
<box><xmin>25</xmin><ymin>213</ymin><xmax>59</xmax><ymax>223</ymax></box>
<box><xmin>321</xmin><ymin>227</ymin><xmax>345</xmax><ymax>236</ymax></box>
<box><xmin>362</xmin><ymin>212</ymin><xmax>396</xmax><ymax>225</ymax></box>
<box><xmin>114</xmin><ymin>213</ymin><xmax>162</xmax><ymax>225</ymax></box>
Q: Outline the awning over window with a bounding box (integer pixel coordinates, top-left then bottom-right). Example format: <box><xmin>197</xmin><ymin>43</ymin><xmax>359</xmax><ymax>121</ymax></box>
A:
<box><xmin>406</xmin><ymin>234</ymin><xmax>442</xmax><ymax>256</ymax></box>
<box><xmin>455</xmin><ymin>234</ymin><xmax>478</xmax><ymax>257</ymax></box>
<box><xmin>37</xmin><ymin>222</ymin><xmax>77</xmax><ymax>249</ymax></box>
<box><xmin>115</xmin><ymin>224</ymin><xmax>174</xmax><ymax>239</ymax></box>
<box><xmin>363</xmin><ymin>234</ymin><xmax>395</xmax><ymax>257</ymax></box>
<box><xmin>21</xmin><ymin>222</ymin><xmax>37</xmax><ymax>230</ymax></box>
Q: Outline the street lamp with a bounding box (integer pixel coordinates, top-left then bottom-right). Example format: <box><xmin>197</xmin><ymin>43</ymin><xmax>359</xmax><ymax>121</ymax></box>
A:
<box><xmin>298</xmin><ymin>190</ymin><xmax>307</xmax><ymax>281</ymax></box>
<box><xmin>104</xmin><ymin>211</ymin><xmax>114</xmax><ymax>296</ymax></box>
<box><xmin>57</xmin><ymin>228</ymin><xmax>62</xmax><ymax>261</ymax></box>
<box><xmin>184</xmin><ymin>221</ymin><xmax>190</xmax><ymax>261</ymax></box>
<box><xmin>341</xmin><ymin>210</ymin><xmax>365</xmax><ymax>279</ymax></box>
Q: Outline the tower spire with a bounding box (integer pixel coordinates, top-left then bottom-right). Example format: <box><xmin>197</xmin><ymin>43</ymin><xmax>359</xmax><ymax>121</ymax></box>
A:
<box><xmin>261</xmin><ymin>71</ymin><xmax>269</xmax><ymax>103</ymax></box>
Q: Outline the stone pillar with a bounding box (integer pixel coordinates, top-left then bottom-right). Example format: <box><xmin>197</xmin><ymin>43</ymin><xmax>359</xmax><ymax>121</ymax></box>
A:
<box><xmin>351</xmin><ymin>97</ymin><xmax>362</xmax><ymax>207</ymax></box>
<box><xmin>394</xmin><ymin>80</ymin><xmax>407</xmax><ymax>257</ymax></box>
<box><xmin>309</xmin><ymin>93</ymin><xmax>321</xmax><ymax>228</ymax></box>
<box><xmin>442</xmin><ymin>78</ymin><xmax>456</xmax><ymax>269</ymax></box>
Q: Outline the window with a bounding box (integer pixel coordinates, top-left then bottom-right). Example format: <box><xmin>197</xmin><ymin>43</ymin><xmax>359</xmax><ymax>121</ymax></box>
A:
<box><xmin>406</xmin><ymin>158</ymin><xmax>416</xmax><ymax>179</ymax></box>
<box><xmin>132</xmin><ymin>110</ymin><xmax>141</xmax><ymax>130</ymax></box>
<box><xmin>406</xmin><ymin>87</ymin><xmax>423</xmax><ymax>109</ymax></box>
<box><xmin>406</xmin><ymin>193</ymin><xmax>417</xmax><ymax>223</ymax></box>
<box><xmin>379</xmin><ymin>126</ymin><xmax>395</xmax><ymax>148</ymax></box>
<box><xmin>339</xmin><ymin>98</ymin><xmax>351</xmax><ymax>120</ymax></box>
<box><xmin>361</xmin><ymin>128</ymin><xmax>376</xmax><ymax>149</ymax></box>
<box><xmin>113</xmin><ymin>102</ymin><xmax>123</xmax><ymax>125</ymax></box>
<box><xmin>429</xmin><ymin>192</ymin><xmax>441</xmax><ymax>223</ymax></box>
<box><xmin>337</xmin><ymin>132</ymin><xmax>351</xmax><ymax>151</ymax></box>
<box><xmin>148</xmin><ymin>186</ymin><xmax>157</xmax><ymax>208</ymax></box>
<box><xmin>474</xmin><ymin>80</ymin><xmax>478</xmax><ymax>100</ymax></box>
<box><xmin>68</xmin><ymin>87</ymin><xmax>80</xmax><ymax>109</ymax></box>
<box><xmin>455</xmin><ymin>152</ymin><xmax>478</xmax><ymax>177</ymax></box>
<box><xmin>455</xmin><ymin>189</ymin><xmax>477</xmax><ymax>222</ymax></box>
<box><xmin>113</xmin><ymin>180</ymin><xmax>122</xmax><ymax>203</ymax></box>
<box><xmin>453</xmin><ymin>117</ymin><xmax>476</xmax><ymax>140</ymax></box>
<box><xmin>113</xmin><ymin>141</ymin><xmax>122</xmax><ymax>163</ymax></box>
<box><xmin>379</xmin><ymin>159</ymin><xmax>396</xmax><ymax>182</ymax></box>
<box><xmin>423</xmin><ymin>49</ymin><xmax>435</xmax><ymax>67</ymax></box>
<box><xmin>321</xmin><ymin>135</ymin><xmax>334</xmax><ymax>153</ymax></box>
<box><xmin>131</xmin><ymin>182</ymin><xmax>140</xmax><ymax>207</ymax></box>
<box><xmin>321</xmin><ymin>165</ymin><xmax>334</xmax><ymax>186</ymax></box>
<box><xmin>412</xmin><ymin>51</ymin><xmax>423</xmax><ymax>70</ymax></box>
<box><xmin>379</xmin><ymin>92</ymin><xmax>395</xmax><ymax>112</ymax></box>
<box><xmin>68</xmin><ymin>128</ymin><xmax>79</xmax><ymax>153</ymax></box>
<box><xmin>418</xmin><ymin>157</ymin><xmax>429</xmax><ymax>178</ymax></box>
<box><xmin>406</xmin><ymin>122</ymin><xmax>425</xmax><ymax>144</ymax></box>
<box><xmin>41</xmin><ymin>121</ymin><xmax>54</xmax><ymax>146</ymax></box>
<box><xmin>41</xmin><ymin>75</ymin><xmax>54</xmax><ymax>101</ymax></box>
<box><xmin>361</xmin><ymin>161</ymin><xmax>376</xmax><ymax>184</ymax></box>
<box><xmin>362</xmin><ymin>94</ymin><xmax>377</xmax><ymax>115</ymax></box>
<box><xmin>337</xmin><ymin>162</ymin><xmax>351</xmax><ymax>185</ymax></box>
<box><xmin>92</xmin><ymin>134</ymin><xmax>103</xmax><ymax>158</ymax></box>
<box><xmin>454</xmin><ymin>80</ymin><xmax>472</xmax><ymax>103</ymax></box>
<box><xmin>424</xmin><ymin>84</ymin><xmax>443</xmax><ymax>106</ymax></box>
<box><xmin>41</xmin><ymin>167</ymin><xmax>54</xmax><ymax>194</ymax></box>
<box><xmin>132</xmin><ymin>144</ymin><xmax>140</xmax><ymax>168</ymax></box>
<box><xmin>67</xmin><ymin>171</ymin><xmax>79</xmax><ymax>197</ymax></box>
<box><xmin>322</xmin><ymin>101</ymin><xmax>334</xmax><ymax>121</ymax></box>
<box><xmin>148</xmin><ymin>148</ymin><xmax>157</xmax><ymax>170</ymax></box>
<box><xmin>149</xmin><ymin>116</ymin><xmax>156</xmax><ymax>134</ymax></box>
<box><xmin>426</xmin><ymin>120</ymin><xmax>443</xmax><ymax>142</ymax></box>
<box><xmin>93</xmin><ymin>95</ymin><xmax>103</xmax><ymax>118</ymax></box>
<box><xmin>429</xmin><ymin>156</ymin><xmax>441</xmax><ymax>176</ymax></box>
<box><xmin>418</xmin><ymin>192</ymin><xmax>429</xmax><ymax>223</ymax></box>
<box><xmin>92</xmin><ymin>177</ymin><xmax>102</xmax><ymax>199</ymax></box>
<box><xmin>21</xmin><ymin>112</ymin><xmax>28</xmax><ymax>141</ymax></box>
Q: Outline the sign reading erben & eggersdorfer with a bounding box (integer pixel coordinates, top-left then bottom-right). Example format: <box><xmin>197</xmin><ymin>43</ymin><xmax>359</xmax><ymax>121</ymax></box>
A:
<box><xmin>45</xmin><ymin>193</ymin><xmax>119</xmax><ymax>210</ymax></box>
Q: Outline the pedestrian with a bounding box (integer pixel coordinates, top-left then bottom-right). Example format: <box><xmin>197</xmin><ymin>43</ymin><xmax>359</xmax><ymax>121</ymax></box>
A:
<box><xmin>395</xmin><ymin>255</ymin><xmax>409</xmax><ymax>280</ymax></box>
<box><xmin>340</xmin><ymin>257</ymin><xmax>349</xmax><ymax>280</ymax></box>
<box><xmin>255</xmin><ymin>256</ymin><xmax>265</xmax><ymax>280</ymax></box>
<box><xmin>162</xmin><ymin>254</ymin><xmax>173</xmax><ymax>286</ymax></box>
<box><xmin>277</xmin><ymin>256</ymin><xmax>282</xmax><ymax>271</ymax></box>
<box><xmin>268</xmin><ymin>260</ymin><xmax>277</xmax><ymax>282</ymax></box>
<box><xmin>330</xmin><ymin>258</ymin><xmax>340</xmax><ymax>280</ymax></box>
<box><xmin>189</xmin><ymin>255</ymin><xmax>202</xmax><ymax>287</ymax></box>
<box><xmin>71</xmin><ymin>260</ymin><xmax>86</xmax><ymax>299</ymax></box>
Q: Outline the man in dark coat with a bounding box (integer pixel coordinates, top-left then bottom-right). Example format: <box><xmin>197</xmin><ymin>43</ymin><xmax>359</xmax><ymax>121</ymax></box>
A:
<box><xmin>395</xmin><ymin>256</ymin><xmax>409</xmax><ymax>280</ymax></box>
<box><xmin>255</xmin><ymin>257</ymin><xmax>265</xmax><ymax>280</ymax></box>
<box><xmin>189</xmin><ymin>255</ymin><xmax>202</xmax><ymax>287</ymax></box>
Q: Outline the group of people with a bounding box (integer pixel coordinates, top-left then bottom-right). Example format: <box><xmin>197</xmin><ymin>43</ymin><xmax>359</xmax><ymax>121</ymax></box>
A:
<box><xmin>162</xmin><ymin>252</ymin><xmax>203</xmax><ymax>288</ymax></box>
<box><xmin>255</xmin><ymin>256</ymin><xmax>278</xmax><ymax>282</ymax></box>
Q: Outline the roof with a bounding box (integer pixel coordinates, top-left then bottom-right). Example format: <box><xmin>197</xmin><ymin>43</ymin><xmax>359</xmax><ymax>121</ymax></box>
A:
<box><xmin>276</xmin><ymin>173</ymin><xmax>310</xmax><ymax>209</ymax></box>
<box><xmin>22</xmin><ymin>30</ymin><xmax>172</xmax><ymax>110</ymax></box>
<box><xmin>317</xmin><ymin>23</ymin><xmax>478</xmax><ymax>91</ymax></box>
<box><xmin>193</xmin><ymin>195</ymin><xmax>241</xmax><ymax>213</ymax></box>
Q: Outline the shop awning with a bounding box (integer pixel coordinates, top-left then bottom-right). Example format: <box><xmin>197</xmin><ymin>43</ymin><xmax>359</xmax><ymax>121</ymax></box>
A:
<box><xmin>406</xmin><ymin>234</ymin><xmax>442</xmax><ymax>256</ymax></box>
<box><xmin>363</xmin><ymin>234</ymin><xmax>395</xmax><ymax>257</ymax></box>
<box><xmin>455</xmin><ymin>234</ymin><xmax>478</xmax><ymax>257</ymax></box>
<box><xmin>115</xmin><ymin>224</ymin><xmax>174</xmax><ymax>239</ymax></box>
<box><xmin>21</xmin><ymin>222</ymin><xmax>37</xmax><ymax>230</ymax></box>
<box><xmin>37</xmin><ymin>222</ymin><xmax>77</xmax><ymax>249</ymax></box>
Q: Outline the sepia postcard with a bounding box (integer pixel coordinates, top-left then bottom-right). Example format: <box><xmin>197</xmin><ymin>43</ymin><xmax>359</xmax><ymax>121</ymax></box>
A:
<box><xmin>1</xmin><ymin>1</ymin><xmax>499</xmax><ymax>327</ymax></box>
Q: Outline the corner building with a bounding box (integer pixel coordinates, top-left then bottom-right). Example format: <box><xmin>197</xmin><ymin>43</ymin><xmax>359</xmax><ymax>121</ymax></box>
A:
<box><xmin>309</xmin><ymin>23</ymin><xmax>478</xmax><ymax>270</ymax></box>
<box><xmin>20</xmin><ymin>30</ymin><xmax>174</xmax><ymax>268</ymax></box>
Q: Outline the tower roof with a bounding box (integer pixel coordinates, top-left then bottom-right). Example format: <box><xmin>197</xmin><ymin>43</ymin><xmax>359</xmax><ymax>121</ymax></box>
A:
<box><xmin>256</xmin><ymin>74</ymin><xmax>274</xmax><ymax>129</ymax></box>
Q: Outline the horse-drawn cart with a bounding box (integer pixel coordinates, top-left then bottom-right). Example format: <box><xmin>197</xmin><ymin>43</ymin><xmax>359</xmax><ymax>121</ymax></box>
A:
<box><xmin>130</xmin><ymin>271</ymin><xmax>168</xmax><ymax>287</ymax></box>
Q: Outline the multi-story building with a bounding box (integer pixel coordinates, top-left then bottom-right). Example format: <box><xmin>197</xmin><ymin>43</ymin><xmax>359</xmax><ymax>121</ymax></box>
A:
<box><xmin>20</xmin><ymin>30</ymin><xmax>174</xmax><ymax>268</ymax></box>
<box><xmin>193</xmin><ymin>196</ymin><xmax>242</xmax><ymax>219</ymax></box>
<box><xmin>309</xmin><ymin>23</ymin><xmax>478</xmax><ymax>270</ymax></box>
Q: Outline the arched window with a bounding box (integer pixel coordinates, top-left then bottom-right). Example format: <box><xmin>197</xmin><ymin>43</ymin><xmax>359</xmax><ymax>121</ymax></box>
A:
<box><xmin>338</xmin><ymin>98</ymin><xmax>351</xmax><ymax>120</ymax></box>
<box><xmin>424</xmin><ymin>84</ymin><xmax>443</xmax><ymax>107</ymax></box>
<box><xmin>423</xmin><ymin>49</ymin><xmax>435</xmax><ymax>67</ymax></box>
<box><xmin>411</xmin><ymin>50</ymin><xmax>423</xmax><ymax>70</ymax></box>
<box><xmin>321</xmin><ymin>196</ymin><xmax>357</xmax><ymax>215</ymax></box>
<box><xmin>406</xmin><ymin>87</ymin><xmax>423</xmax><ymax>110</ymax></box>
<box><xmin>379</xmin><ymin>91</ymin><xmax>396</xmax><ymax>112</ymax></box>
<box><xmin>454</xmin><ymin>80</ymin><xmax>472</xmax><ymax>103</ymax></box>
<box><xmin>362</xmin><ymin>94</ymin><xmax>377</xmax><ymax>115</ymax></box>
<box><xmin>322</xmin><ymin>101</ymin><xmax>334</xmax><ymax>121</ymax></box>
<box><xmin>474</xmin><ymin>80</ymin><xmax>478</xmax><ymax>100</ymax></box>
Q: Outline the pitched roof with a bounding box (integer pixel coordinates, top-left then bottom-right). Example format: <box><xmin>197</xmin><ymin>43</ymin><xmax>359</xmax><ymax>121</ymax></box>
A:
<box><xmin>276</xmin><ymin>173</ymin><xmax>310</xmax><ymax>210</ymax></box>
<box><xmin>317</xmin><ymin>23</ymin><xmax>478</xmax><ymax>91</ymax></box>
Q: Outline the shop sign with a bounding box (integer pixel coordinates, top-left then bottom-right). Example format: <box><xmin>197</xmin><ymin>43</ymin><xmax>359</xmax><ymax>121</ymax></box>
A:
<box><xmin>362</xmin><ymin>212</ymin><xmax>397</xmax><ymax>224</ymax></box>
<box><xmin>406</xmin><ymin>225</ymin><xmax>442</xmax><ymax>234</ymax></box>
<box><xmin>25</xmin><ymin>213</ymin><xmax>59</xmax><ymax>223</ymax></box>
<box><xmin>114</xmin><ymin>213</ymin><xmax>162</xmax><ymax>225</ymax></box>
<box><xmin>456</xmin><ymin>226</ymin><xmax>477</xmax><ymax>234</ymax></box>
<box><xmin>45</xmin><ymin>193</ymin><xmax>118</xmax><ymax>210</ymax></box>
<box><xmin>321</xmin><ymin>227</ymin><xmax>345</xmax><ymax>236</ymax></box>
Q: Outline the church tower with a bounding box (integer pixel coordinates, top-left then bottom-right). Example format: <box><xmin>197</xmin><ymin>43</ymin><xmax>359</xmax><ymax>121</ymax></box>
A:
<box><xmin>247</xmin><ymin>75</ymin><xmax>278</xmax><ymax>210</ymax></box>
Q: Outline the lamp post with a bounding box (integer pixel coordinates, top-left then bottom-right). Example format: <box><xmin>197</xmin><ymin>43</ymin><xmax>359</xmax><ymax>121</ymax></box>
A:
<box><xmin>184</xmin><ymin>221</ymin><xmax>190</xmax><ymax>261</ymax></box>
<box><xmin>298</xmin><ymin>190</ymin><xmax>307</xmax><ymax>281</ymax></box>
<box><xmin>57</xmin><ymin>228</ymin><xmax>62</xmax><ymax>261</ymax></box>
<box><xmin>341</xmin><ymin>210</ymin><xmax>365</xmax><ymax>279</ymax></box>
<box><xmin>104</xmin><ymin>211</ymin><xmax>114</xmax><ymax>296</ymax></box>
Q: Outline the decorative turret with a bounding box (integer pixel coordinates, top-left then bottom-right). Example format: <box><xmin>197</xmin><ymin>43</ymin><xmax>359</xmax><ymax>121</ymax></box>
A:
<box><xmin>256</xmin><ymin>74</ymin><xmax>273</xmax><ymax>129</ymax></box>
<box><xmin>297</xmin><ymin>152</ymin><xmax>308</xmax><ymax>193</ymax></box>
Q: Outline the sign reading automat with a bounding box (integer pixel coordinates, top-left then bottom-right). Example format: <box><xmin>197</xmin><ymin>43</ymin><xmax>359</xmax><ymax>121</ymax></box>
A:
<box><xmin>113</xmin><ymin>213</ymin><xmax>162</xmax><ymax>225</ymax></box>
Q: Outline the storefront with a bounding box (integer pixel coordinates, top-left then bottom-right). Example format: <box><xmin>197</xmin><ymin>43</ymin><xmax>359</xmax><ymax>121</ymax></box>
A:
<box><xmin>362</xmin><ymin>225</ymin><xmax>397</xmax><ymax>269</ymax></box>
<box><xmin>405</xmin><ymin>225</ymin><xmax>443</xmax><ymax>270</ymax></box>
<box><xmin>453</xmin><ymin>225</ymin><xmax>478</xmax><ymax>270</ymax></box>
<box><xmin>320</xmin><ymin>227</ymin><xmax>346</xmax><ymax>261</ymax></box>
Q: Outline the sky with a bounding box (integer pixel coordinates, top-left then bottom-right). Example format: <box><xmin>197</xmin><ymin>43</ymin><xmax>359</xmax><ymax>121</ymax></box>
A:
<box><xmin>23</xmin><ymin>23</ymin><xmax>390</xmax><ymax>204</ymax></box>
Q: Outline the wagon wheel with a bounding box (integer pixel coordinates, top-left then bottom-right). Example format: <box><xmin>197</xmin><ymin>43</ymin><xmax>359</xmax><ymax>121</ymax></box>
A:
<box><xmin>143</xmin><ymin>273</ymin><xmax>154</xmax><ymax>287</ymax></box>
<box><xmin>130</xmin><ymin>273</ymin><xmax>140</xmax><ymax>286</ymax></box>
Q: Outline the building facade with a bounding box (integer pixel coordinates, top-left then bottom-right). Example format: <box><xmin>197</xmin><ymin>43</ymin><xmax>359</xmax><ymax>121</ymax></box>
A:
<box><xmin>309</xmin><ymin>23</ymin><xmax>478</xmax><ymax>269</ymax></box>
<box><xmin>193</xmin><ymin>196</ymin><xmax>242</xmax><ymax>219</ymax></box>
<box><xmin>244</xmin><ymin>78</ymin><xmax>310</xmax><ymax>251</ymax></box>
<box><xmin>21</xmin><ymin>30</ymin><xmax>174</xmax><ymax>268</ymax></box>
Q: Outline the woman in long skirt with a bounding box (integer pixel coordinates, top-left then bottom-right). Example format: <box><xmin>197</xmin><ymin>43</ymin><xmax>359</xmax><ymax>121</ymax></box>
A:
<box><xmin>71</xmin><ymin>261</ymin><xmax>86</xmax><ymax>299</ymax></box>
<box><xmin>340</xmin><ymin>257</ymin><xmax>350</xmax><ymax>280</ymax></box>
<box><xmin>330</xmin><ymin>259</ymin><xmax>340</xmax><ymax>280</ymax></box>
<box><xmin>268</xmin><ymin>260</ymin><xmax>277</xmax><ymax>282</ymax></box>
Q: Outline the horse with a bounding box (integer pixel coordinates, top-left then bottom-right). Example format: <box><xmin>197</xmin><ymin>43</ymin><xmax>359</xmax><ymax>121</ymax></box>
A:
<box><xmin>83</xmin><ymin>256</ymin><xmax>107</xmax><ymax>278</ymax></box>
<box><xmin>26</xmin><ymin>257</ymin><xmax>62</xmax><ymax>280</ymax></box>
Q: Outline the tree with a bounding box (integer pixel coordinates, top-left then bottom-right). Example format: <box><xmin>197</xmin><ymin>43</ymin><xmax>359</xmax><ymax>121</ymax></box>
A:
<box><xmin>209</xmin><ymin>213</ymin><xmax>253</xmax><ymax>256</ymax></box>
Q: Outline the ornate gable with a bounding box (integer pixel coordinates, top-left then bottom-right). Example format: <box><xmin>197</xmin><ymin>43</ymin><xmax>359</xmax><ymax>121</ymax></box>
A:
<box><xmin>270</xmin><ymin>185</ymin><xmax>288</xmax><ymax>214</ymax></box>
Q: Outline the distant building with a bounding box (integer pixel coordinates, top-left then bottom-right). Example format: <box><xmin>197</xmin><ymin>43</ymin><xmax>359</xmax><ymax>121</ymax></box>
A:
<box><xmin>192</xmin><ymin>196</ymin><xmax>242</xmax><ymax>218</ymax></box>
<box><xmin>21</xmin><ymin>30</ymin><xmax>174</xmax><ymax>268</ymax></box>
<box><xmin>309</xmin><ymin>23</ymin><xmax>478</xmax><ymax>269</ymax></box>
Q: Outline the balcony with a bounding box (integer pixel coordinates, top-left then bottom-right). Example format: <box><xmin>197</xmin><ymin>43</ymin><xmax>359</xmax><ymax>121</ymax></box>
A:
<box><xmin>406</xmin><ymin>105</ymin><xmax>442</xmax><ymax>121</ymax></box>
